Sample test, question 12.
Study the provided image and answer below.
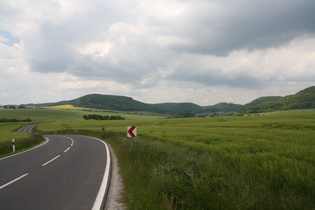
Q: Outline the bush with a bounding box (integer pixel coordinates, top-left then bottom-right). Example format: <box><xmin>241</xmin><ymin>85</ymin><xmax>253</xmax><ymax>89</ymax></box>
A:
<box><xmin>0</xmin><ymin>118</ymin><xmax>32</xmax><ymax>122</ymax></box>
<box><xmin>82</xmin><ymin>114</ymin><xmax>125</xmax><ymax>120</ymax></box>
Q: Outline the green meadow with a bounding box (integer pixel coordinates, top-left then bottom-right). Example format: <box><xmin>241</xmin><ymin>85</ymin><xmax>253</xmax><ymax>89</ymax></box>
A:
<box><xmin>35</xmin><ymin>109</ymin><xmax>315</xmax><ymax>209</ymax></box>
<box><xmin>0</xmin><ymin>107</ymin><xmax>165</xmax><ymax>122</ymax></box>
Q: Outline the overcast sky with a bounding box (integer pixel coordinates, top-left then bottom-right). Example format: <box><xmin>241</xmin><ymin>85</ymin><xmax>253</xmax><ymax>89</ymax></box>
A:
<box><xmin>1</xmin><ymin>0</ymin><xmax>315</xmax><ymax>106</ymax></box>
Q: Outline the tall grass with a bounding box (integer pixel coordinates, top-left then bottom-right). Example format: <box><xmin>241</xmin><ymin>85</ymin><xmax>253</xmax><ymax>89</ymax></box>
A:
<box><xmin>105</xmin><ymin>136</ymin><xmax>315</xmax><ymax>209</ymax></box>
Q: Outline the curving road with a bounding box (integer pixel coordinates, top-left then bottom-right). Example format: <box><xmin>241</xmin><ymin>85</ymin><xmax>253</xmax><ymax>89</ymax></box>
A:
<box><xmin>0</xmin><ymin>125</ymin><xmax>111</xmax><ymax>210</ymax></box>
<box><xmin>17</xmin><ymin>124</ymin><xmax>38</xmax><ymax>134</ymax></box>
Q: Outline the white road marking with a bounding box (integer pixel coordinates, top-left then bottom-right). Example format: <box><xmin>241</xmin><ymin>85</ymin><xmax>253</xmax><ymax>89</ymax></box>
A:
<box><xmin>91</xmin><ymin>138</ymin><xmax>111</xmax><ymax>210</ymax></box>
<box><xmin>67</xmin><ymin>137</ymin><xmax>74</xmax><ymax>146</ymax></box>
<box><xmin>0</xmin><ymin>173</ymin><xmax>29</xmax><ymax>190</ymax></box>
<box><xmin>42</xmin><ymin>155</ymin><xmax>60</xmax><ymax>166</ymax></box>
<box><xmin>64</xmin><ymin>147</ymin><xmax>71</xmax><ymax>153</ymax></box>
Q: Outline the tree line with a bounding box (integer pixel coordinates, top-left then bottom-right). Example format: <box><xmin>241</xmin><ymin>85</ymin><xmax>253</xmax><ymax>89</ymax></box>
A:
<box><xmin>2</xmin><ymin>105</ymin><xmax>27</xmax><ymax>109</ymax></box>
<box><xmin>83</xmin><ymin>114</ymin><xmax>125</xmax><ymax>120</ymax></box>
<box><xmin>0</xmin><ymin>118</ymin><xmax>32</xmax><ymax>122</ymax></box>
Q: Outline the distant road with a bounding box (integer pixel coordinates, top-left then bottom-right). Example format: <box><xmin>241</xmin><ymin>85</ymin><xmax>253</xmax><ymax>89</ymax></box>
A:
<box><xmin>0</xmin><ymin>125</ymin><xmax>111</xmax><ymax>210</ymax></box>
<box><xmin>17</xmin><ymin>124</ymin><xmax>38</xmax><ymax>133</ymax></box>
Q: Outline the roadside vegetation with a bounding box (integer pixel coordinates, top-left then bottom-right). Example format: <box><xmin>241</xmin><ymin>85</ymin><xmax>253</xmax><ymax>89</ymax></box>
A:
<box><xmin>35</xmin><ymin>109</ymin><xmax>315</xmax><ymax>209</ymax></box>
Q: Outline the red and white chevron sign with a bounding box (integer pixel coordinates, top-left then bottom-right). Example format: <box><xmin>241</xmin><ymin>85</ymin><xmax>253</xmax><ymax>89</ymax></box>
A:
<box><xmin>127</xmin><ymin>126</ymin><xmax>137</xmax><ymax>137</ymax></box>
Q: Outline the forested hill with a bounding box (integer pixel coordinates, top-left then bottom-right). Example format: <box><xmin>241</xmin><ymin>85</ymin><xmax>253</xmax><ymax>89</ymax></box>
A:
<box><xmin>243</xmin><ymin>96</ymin><xmax>282</xmax><ymax>108</ymax></box>
<box><xmin>150</xmin><ymin>102</ymin><xmax>203</xmax><ymax>114</ymax></box>
<box><xmin>51</xmin><ymin>94</ymin><xmax>164</xmax><ymax>113</ymax></box>
<box><xmin>20</xmin><ymin>86</ymin><xmax>315</xmax><ymax>114</ymax></box>
<box><xmin>203</xmin><ymin>102</ymin><xmax>243</xmax><ymax>113</ymax></box>
<box><xmin>151</xmin><ymin>86</ymin><xmax>315</xmax><ymax>114</ymax></box>
<box><xmin>242</xmin><ymin>86</ymin><xmax>315</xmax><ymax>113</ymax></box>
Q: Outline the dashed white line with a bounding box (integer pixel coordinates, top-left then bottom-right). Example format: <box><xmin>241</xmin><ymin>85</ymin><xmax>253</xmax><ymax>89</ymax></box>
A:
<box><xmin>67</xmin><ymin>137</ymin><xmax>74</xmax><ymax>146</ymax></box>
<box><xmin>64</xmin><ymin>147</ymin><xmax>71</xmax><ymax>153</ymax></box>
<box><xmin>42</xmin><ymin>155</ymin><xmax>60</xmax><ymax>166</ymax></box>
<box><xmin>0</xmin><ymin>173</ymin><xmax>29</xmax><ymax>190</ymax></box>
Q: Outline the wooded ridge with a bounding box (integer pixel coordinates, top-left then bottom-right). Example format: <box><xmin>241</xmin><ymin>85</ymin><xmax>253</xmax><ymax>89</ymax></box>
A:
<box><xmin>18</xmin><ymin>86</ymin><xmax>315</xmax><ymax>115</ymax></box>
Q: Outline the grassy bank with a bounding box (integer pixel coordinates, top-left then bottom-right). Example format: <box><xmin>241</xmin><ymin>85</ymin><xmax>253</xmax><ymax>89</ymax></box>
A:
<box><xmin>0</xmin><ymin>132</ymin><xmax>44</xmax><ymax>158</ymax></box>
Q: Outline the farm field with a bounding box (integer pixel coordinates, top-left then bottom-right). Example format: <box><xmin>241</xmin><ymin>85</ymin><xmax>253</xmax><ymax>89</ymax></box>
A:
<box><xmin>0</xmin><ymin>107</ymin><xmax>165</xmax><ymax>122</ymax></box>
<box><xmin>0</xmin><ymin>108</ymin><xmax>83</xmax><ymax>122</ymax></box>
<box><xmin>36</xmin><ymin>109</ymin><xmax>315</xmax><ymax>209</ymax></box>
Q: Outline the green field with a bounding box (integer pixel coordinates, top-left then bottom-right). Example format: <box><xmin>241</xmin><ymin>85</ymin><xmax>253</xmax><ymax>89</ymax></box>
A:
<box><xmin>35</xmin><ymin>109</ymin><xmax>315</xmax><ymax>209</ymax></box>
<box><xmin>0</xmin><ymin>107</ymin><xmax>166</xmax><ymax>122</ymax></box>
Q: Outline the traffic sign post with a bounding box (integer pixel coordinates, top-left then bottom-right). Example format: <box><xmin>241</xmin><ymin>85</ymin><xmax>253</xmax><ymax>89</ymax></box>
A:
<box><xmin>127</xmin><ymin>126</ymin><xmax>137</xmax><ymax>148</ymax></box>
<box><xmin>127</xmin><ymin>126</ymin><xmax>137</xmax><ymax>137</ymax></box>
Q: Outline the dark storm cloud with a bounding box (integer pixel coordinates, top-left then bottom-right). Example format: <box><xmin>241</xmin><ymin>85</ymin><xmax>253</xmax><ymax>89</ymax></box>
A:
<box><xmin>171</xmin><ymin>0</ymin><xmax>315</xmax><ymax>55</ymax></box>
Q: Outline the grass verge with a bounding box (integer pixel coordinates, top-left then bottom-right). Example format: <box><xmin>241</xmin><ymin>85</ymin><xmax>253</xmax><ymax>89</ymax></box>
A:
<box><xmin>0</xmin><ymin>134</ymin><xmax>44</xmax><ymax>158</ymax></box>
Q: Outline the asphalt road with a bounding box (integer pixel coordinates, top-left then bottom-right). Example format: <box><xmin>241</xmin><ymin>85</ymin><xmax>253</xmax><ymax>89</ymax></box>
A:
<box><xmin>17</xmin><ymin>124</ymin><xmax>38</xmax><ymax>134</ymax></box>
<box><xmin>0</xmin><ymin>125</ymin><xmax>111</xmax><ymax>210</ymax></box>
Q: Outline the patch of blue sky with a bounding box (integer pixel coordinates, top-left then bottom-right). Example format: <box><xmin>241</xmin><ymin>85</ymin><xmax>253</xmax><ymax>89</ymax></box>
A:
<box><xmin>0</xmin><ymin>30</ymin><xmax>20</xmax><ymax>47</ymax></box>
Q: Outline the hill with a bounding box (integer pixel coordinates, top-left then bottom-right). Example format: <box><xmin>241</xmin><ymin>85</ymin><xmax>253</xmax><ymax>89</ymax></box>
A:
<box><xmin>51</xmin><ymin>94</ymin><xmax>164</xmax><ymax>113</ymax></box>
<box><xmin>16</xmin><ymin>86</ymin><xmax>315</xmax><ymax>115</ymax></box>
<box><xmin>203</xmin><ymin>102</ymin><xmax>243</xmax><ymax>113</ymax></box>
<box><xmin>243</xmin><ymin>96</ymin><xmax>282</xmax><ymax>108</ymax></box>
<box><xmin>150</xmin><ymin>102</ymin><xmax>203</xmax><ymax>114</ymax></box>
<box><xmin>242</xmin><ymin>86</ymin><xmax>315</xmax><ymax>113</ymax></box>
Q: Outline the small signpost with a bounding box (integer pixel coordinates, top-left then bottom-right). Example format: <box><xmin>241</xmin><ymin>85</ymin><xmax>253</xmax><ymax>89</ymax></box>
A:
<box><xmin>127</xmin><ymin>126</ymin><xmax>137</xmax><ymax>137</ymax></box>
<box><xmin>12</xmin><ymin>139</ymin><xmax>15</xmax><ymax>152</ymax></box>
<box><xmin>127</xmin><ymin>126</ymin><xmax>137</xmax><ymax>148</ymax></box>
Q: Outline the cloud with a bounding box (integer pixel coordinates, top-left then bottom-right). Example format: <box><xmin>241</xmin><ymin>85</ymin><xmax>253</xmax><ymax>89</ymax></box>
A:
<box><xmin>1</xmin><ymin>0</ymin><xmax>315</xmax><ymax>105</ymax></box>
<box><xmin>168</xmin><ymin>0</ymin><xmax>315</xmax><ymax>55</ymax></box>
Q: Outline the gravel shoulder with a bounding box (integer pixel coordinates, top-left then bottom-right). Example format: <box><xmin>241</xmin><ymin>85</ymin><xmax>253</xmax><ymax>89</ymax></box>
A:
<box><xmin>105</xmin><ymin>145</ymin><xmax>127</xmax><ymax>210</ymax></box>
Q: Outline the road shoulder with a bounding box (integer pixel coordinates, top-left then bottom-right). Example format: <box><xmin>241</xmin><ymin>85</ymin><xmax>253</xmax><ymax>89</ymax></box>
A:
<box><xmin>105</xmin><ymin>144</ymin><xmax>127</xmax><ymax>210</ymax></box>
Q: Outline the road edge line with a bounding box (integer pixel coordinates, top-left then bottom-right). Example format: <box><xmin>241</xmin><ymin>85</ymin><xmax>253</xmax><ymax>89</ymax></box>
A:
<box><xmin>91</xmin><ymin>137</ymin><xmax>112</xmax><ymax>210</ymax></box>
